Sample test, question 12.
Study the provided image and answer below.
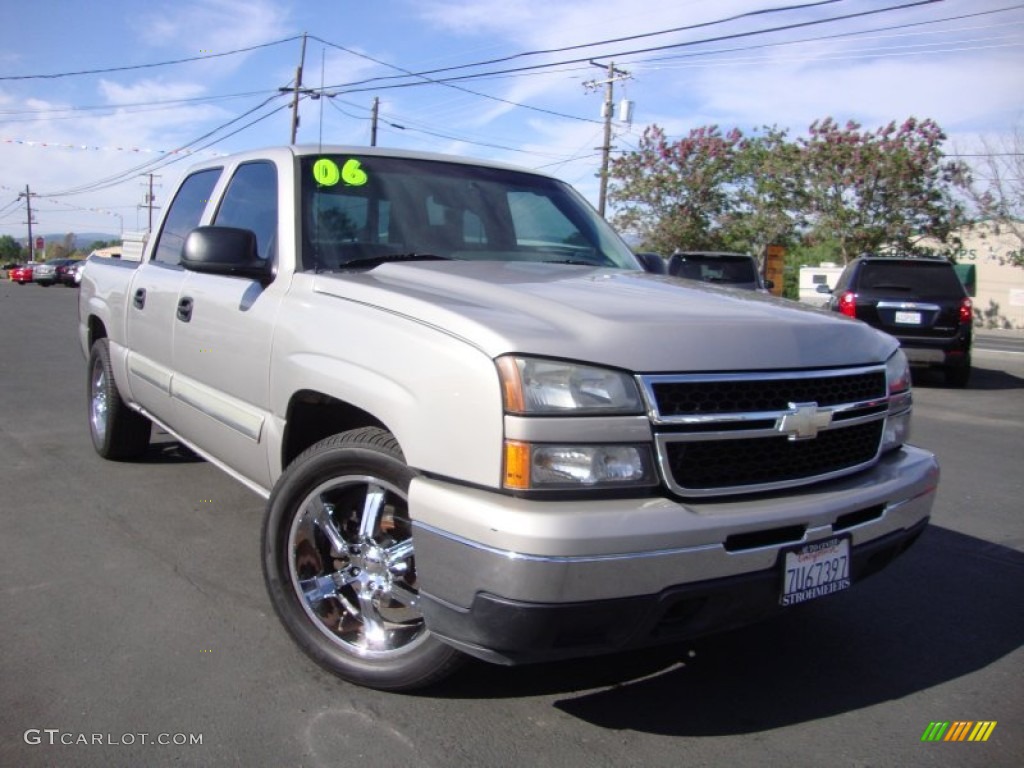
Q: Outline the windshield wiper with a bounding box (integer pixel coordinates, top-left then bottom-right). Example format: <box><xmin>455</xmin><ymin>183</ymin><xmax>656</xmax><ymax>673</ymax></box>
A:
<box><xmin>542</xmin><ymin>259</ymin><xmax>602</xmax><ymax>267</ymax></box>
<box><xmin>340</xmin><ymin>253</ymin><xmax>451</xmax><ymax>270</ymax></box>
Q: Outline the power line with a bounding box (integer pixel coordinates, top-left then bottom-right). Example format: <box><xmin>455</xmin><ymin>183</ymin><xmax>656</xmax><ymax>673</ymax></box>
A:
<box><xmin>308</xmin><ymin>34</ymin><xmax>601</xmax><ymax>125</ymax></box>
<box><xmin>323</xmin><ymin>0</ymin><xmax>850</xmax><ymax>89</ymax></box>
<box><xmin>319</xmin><ymin>0</ymin><xmax>948</xmax><ymax>93</ymax></box>
<box><xmin>39</xmin><ymin>93</ymin><xmax>289</xmax><ymax>198</ymax></box>
<box><xmin>0</xmin><ymin>89</ymin><xmax>276</xmax><ymax>119</ymax></box>
<box><xmin>632</xmin><ymin>4</ymin><xmax>1024</xmax><ymax>69</ymax></box>
<box><xmin>0</xmin><ymin>36</ymin><xmax>302</xmax><ymax>81</ymax></box>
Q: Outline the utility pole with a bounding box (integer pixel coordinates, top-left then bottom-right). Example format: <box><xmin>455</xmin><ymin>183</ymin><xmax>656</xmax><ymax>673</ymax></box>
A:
<box><xmin>584</xmin><ymin>60</ymin><xmax>630</xmax><ymax>218</ymax></box>
<box><xmin>142</xmin><ymin>173</ymin><xmax>161</xmax><ymax>233</ymax></box>
<box><xmin>289</xmin><ymin>33</ymin><xmax>308</xmax><ymax>144</ymax></box>
<box><xmin>18</xmin><ymin>185</ymin><xmax>36</xmax><ymax>260</ymax></box>
<box><xmin>370</xmin><ymin>97</ymin><xmax>379</xmax><ymax>147</ymax></box>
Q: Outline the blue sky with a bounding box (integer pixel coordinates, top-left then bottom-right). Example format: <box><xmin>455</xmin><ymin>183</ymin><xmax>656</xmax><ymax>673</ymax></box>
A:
<box><xmin>1</xmin><ymin>0</ymin><xmax>1022</xmax><ymax>239</ymax></box>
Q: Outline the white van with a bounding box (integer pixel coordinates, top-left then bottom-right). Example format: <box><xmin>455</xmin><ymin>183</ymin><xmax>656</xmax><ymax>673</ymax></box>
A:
<box><xmin>799</xmin><ymin>263</ymin><xmax>845</xmax><ymax>306</ymax></box>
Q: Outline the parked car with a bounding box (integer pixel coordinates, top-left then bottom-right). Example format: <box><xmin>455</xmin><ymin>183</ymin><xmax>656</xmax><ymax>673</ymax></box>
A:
<box><xmin>34</xmin><ymin>258</ymin><xmax>78</xmax><ymax>286</ymax></box>
<box><xmin>824</xmin><ymin>256</ymin><xmax>972</xmax><ymax>387</ymax></box>
<box><xmin>8</xmin><ymin>264</ymin><xmax>33</xmax><ymax>284</ymax></box>
<box><xmin>58</xmin><ymin>260</ymin><xmax>85</xmax><ymax>286</ymax></box>
<box><xmin>667</xmin><ymin>251</ymin><xmax>773</xmax><ymax>291</ymax></box>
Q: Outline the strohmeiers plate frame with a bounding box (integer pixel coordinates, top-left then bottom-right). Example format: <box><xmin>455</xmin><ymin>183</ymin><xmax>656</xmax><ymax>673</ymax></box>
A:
<box><xmin>780</xmin><ymin>535</ymin><xmax>851</xmax><ymax>607</ymax></box>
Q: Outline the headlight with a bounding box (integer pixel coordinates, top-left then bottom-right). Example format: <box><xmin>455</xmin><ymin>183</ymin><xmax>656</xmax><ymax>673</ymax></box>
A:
<box><xmin>886</xmin><ymin>349</ymin><xmax>912</xmax><ymax>396</ymax></box>
<box><xmin>883</xmin><ymin>349</ymin><xmax>912</xmax><ymax>452</ymax></box>
<box><xmin>504</xmin><ymin>441</ymin><xmax>657</xmax><ymax>490</ymax></box>
<box><xmin>496</xmin><ymin>356</ymin><xmax>643</xmax><ymax>415</ymax></box>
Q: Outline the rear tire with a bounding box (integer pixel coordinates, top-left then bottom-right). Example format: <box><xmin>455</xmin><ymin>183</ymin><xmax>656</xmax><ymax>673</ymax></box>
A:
<box><xmin>944</xmin><ymin>356</ymin><xmax>971</xmax><ymax>388</ymax></box>
<box><xmin>88</xmin><ymin>338</ymin><xmax>151</xmax><ymax>459</ymax></box>
<box><xmin>262</xmin><ymin>427</ymin><xmax>463</xmax><ymax>691</ymax></box>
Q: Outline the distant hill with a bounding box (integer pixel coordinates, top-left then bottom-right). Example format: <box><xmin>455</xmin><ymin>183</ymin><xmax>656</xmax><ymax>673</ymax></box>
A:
<box><xmin>43</xmin><ymin>233</ymin><xmax>121</xmax><ymax>248</ymax></box>
<box><xmin>16</xmin><ymin>232</ymin><xmax>121</xmax><ymax>250</ymax></box>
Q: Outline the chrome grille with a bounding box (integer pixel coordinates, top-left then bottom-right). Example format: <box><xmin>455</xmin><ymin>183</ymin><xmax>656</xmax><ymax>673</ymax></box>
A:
<box><xmin>665</xmin><ymin>421</ymin><xmax>883</xmax><ymax>491</ymax></box>
<box><xmin>639</xmin><ymin>366</ymin><xmax>891</xmax><ymax>497</ymax></box>
<box><xmin>648</xmin><ymin>370</ymin><xmax>886</xmax><ymax>418</ymax></box>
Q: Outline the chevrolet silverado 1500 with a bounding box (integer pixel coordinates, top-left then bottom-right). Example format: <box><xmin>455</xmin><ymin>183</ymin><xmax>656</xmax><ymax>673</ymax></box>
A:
<box><xmin>80</xmin><ymin>145</ymin><xmax>938</xmax><ymax>690</ymax></box>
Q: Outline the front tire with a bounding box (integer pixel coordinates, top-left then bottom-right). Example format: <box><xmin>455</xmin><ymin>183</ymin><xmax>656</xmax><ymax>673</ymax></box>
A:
<box><xmin>262</xmin><ymin>427</ymin><xmax>463</xmax><ymax>691</ymax></box>
<box><xmin>88</xmin><ymin>338</ymin><xmax>151</xmax><ymax>459</ymax></box>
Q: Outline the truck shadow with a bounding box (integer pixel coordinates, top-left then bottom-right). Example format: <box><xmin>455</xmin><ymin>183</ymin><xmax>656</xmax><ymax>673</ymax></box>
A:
<box><xmin>138</xmin><ymin>433</ymin><xmax>205</xmax><ymax>464</ymax></box>
<box><xmin>435</xmin><ymin>526</ymin><xmax>1024</xmax><ymax>735</ymax></box>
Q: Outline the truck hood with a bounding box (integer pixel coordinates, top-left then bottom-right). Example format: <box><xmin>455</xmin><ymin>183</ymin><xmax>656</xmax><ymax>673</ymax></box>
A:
<box><xmin>312</xmin><ymin>261</ymin><xmax>895</xmax><ymax>372</ymax></box>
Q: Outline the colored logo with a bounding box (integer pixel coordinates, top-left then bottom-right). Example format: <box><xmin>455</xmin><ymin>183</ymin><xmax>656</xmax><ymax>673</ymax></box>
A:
<box><xmin>313</xmin><ymin>158</ymin><xmax>340</xmax><ymax>186</ymax></box>
<box><xmin>341</xmin><ymin>158</ymin><xmax>368</xmax><ymax>186</ymax></box>
<box><xmin>921</xmin><ymin>721</ymin><xmax>997</xmax><ymax>742</ymax></box>
<box><xmin>312</xmin><ymin>158</ymin><xmax>369</xmax><ymax>187</ymax></box>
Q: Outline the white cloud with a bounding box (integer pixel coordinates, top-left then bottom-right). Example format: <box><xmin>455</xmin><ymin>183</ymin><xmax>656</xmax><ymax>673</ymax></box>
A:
<box><xmin>135</xmin><ymin>0</ymin><xmax>291</xmax><ymax>52</ymax></box>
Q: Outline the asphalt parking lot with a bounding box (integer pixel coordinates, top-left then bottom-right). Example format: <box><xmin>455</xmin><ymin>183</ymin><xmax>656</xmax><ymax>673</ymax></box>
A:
<box><xmin>1</xmin><ymin>280</ymin><xmax>1021</xmax><ymax>767</ymax></box>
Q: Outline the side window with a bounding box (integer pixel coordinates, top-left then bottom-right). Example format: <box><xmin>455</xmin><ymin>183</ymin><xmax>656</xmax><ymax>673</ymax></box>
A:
<box><xmin>833</xmin><ymin>265</ymin><xmax>854</xmax><ymax>292</ymax></box>
<box><xmin>151</xmin><ymin>168</ymin><xmax>221</xmax><ymax>266</ymax></box>
<box><xmin>213</xmin><ymin>161</ymin><xmax>279</xmax><ymax>261</ymax></box>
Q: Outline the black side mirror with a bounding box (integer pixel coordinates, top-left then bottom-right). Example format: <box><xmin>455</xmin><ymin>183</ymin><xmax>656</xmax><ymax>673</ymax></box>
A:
<box><xmin>634</xmin><ymin>252</ymin><xmax>666</xmax><ymax>275</ymax></box>
<box><xmin>182</xmin><ymin>226</ymin><xmax>272</xmax><ymax>281</ymax></box>
<box><xmin>815</xmin><ymin>283</ymin><xmax>832</xmax><ymax>294</ymax></box>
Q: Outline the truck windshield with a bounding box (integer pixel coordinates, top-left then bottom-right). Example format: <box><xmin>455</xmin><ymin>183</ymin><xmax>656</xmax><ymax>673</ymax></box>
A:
<box><xmin>299</xmin><ymin>154</ymin><xmax>639</xmax><ymax>271</ymax></box>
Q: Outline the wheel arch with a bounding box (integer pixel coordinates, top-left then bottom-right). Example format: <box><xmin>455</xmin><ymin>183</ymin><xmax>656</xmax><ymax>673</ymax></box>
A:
<box><xmin>281</xmin><ymin>390</ymin><xmax>390</xmax><ymax>470</ymax></box>
<box><xmin>87</xmin><ymin>314</ymin><xmax>108</xmax><ymax>347</ymax></box>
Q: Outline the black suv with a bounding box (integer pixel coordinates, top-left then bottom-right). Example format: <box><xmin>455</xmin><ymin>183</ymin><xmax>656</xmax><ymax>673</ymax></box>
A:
<box><xmin>825</xmin><ymin>256</ymin><xmax>973</xmax><ymax>386</ymax></box>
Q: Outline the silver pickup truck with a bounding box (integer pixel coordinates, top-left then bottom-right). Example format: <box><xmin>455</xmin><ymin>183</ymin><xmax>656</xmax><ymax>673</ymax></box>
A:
<box><xmin>80</xmin><ymin>145</ymin><xmax>938</xmax><ymax>691</ymax></box>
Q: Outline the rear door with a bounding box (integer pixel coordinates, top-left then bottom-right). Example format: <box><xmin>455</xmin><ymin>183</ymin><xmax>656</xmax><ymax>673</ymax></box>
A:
<box><xmin>125</xmin><ymin>168</ymin><xmax>222</xmax><ymax>423</ymax></box>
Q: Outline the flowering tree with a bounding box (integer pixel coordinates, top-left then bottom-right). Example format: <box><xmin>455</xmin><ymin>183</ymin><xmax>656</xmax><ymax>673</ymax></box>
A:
<box><xmin>607</xmin><ymin>117</ymin><xmax>967</xmax><ymax>262</ymax></box>
<box><xmin>797</xmin><ymin>117</ymin><xmax>967</xmax><ymax>262</ymax></box>
<box><xmin>721</xmin><ymin>125</ymin><xmax>802</xmax><ymax>258</ymax></box>
<box><xmin>608</xmin><ymin>125</ymin><xmax>744</xmax><ymax>255</ymax></box>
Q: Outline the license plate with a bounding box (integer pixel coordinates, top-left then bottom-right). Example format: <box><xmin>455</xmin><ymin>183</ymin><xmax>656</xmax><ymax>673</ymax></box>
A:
<box><xmin>780</xmin><ymin>536</ymin><xmax>851</xmax><ymax>606</ymax></box>
<box><xmin>894</xmin><ymin>310</ymin><xmax>921</xmax><ymax>325</ymax></box>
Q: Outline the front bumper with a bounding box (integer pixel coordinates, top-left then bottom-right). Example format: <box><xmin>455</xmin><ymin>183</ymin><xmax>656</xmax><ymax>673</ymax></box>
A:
<box><xmin>409</xmin><ymin>445</ymin><xmax>938</xmax><ymax>664</ymax></box>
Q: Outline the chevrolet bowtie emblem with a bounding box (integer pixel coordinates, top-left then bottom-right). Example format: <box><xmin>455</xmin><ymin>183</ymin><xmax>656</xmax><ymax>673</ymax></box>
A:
<box><xmin>777</xmin><ymin>402</ymin><xmax>832</xmax><ymax>440</ymax></box>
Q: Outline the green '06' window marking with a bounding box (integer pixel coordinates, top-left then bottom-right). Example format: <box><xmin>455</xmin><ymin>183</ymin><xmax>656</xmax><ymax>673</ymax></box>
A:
<box><xmin>312</xmin><ymin>158</ymin><xmax>368</xmax><ymax>187</ymax></box>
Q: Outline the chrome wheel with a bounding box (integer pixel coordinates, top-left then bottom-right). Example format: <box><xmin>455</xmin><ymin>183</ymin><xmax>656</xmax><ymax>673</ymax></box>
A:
<box><xmin>264</xmin><ymin>428</ymin><xmax>463</xmax><ymax>689</ymax></box>
<box><xmin>89</xmin><ymin>355</ymin><xmax>109</xmax><ymax>445</ymax></box>
<box><xmin>86</xmin><ymin>338</ymin><xmax>150</xmax><ymax>460</ymax></box>
<box><xmin>288</xmin><ymin>475</ymin><xmax>426</xmax><ymax>658</ymax></box>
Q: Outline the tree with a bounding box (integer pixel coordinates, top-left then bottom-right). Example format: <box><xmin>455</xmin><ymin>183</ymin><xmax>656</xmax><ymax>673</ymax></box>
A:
<box><xmin>797</xmin><ymin>117</ymin><xmax>967</xmax><ymax>262</ymax></box>
<box><xmin>961</xmin><ymin>123</ymin><xmax>1024</xmax><ymax>264</ymax></box>
<box><xmin>608</xmin><ymin>125</ymin><xmax>743</xmax><ymax>254</ymax></box>
<box><xmin>607</xmin><ymin>117</ymin><xmax>968</xmax><ymax>263</ymax></box>
<box><xmin>720</xmin><ymin>126</ymin><xmax>803</xmax><ymax>258</ymax></box>
<box><xmin>0</xmin><ymin>234</ymin><xmax>22</xmax><ymax>263</ymax></box>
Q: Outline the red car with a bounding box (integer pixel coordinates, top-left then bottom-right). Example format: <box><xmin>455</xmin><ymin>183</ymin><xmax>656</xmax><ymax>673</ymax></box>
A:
<box><xmin>8</xmin><ymin>264</ymin><xmax>33</xmax><ymax>284</ymax></box>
